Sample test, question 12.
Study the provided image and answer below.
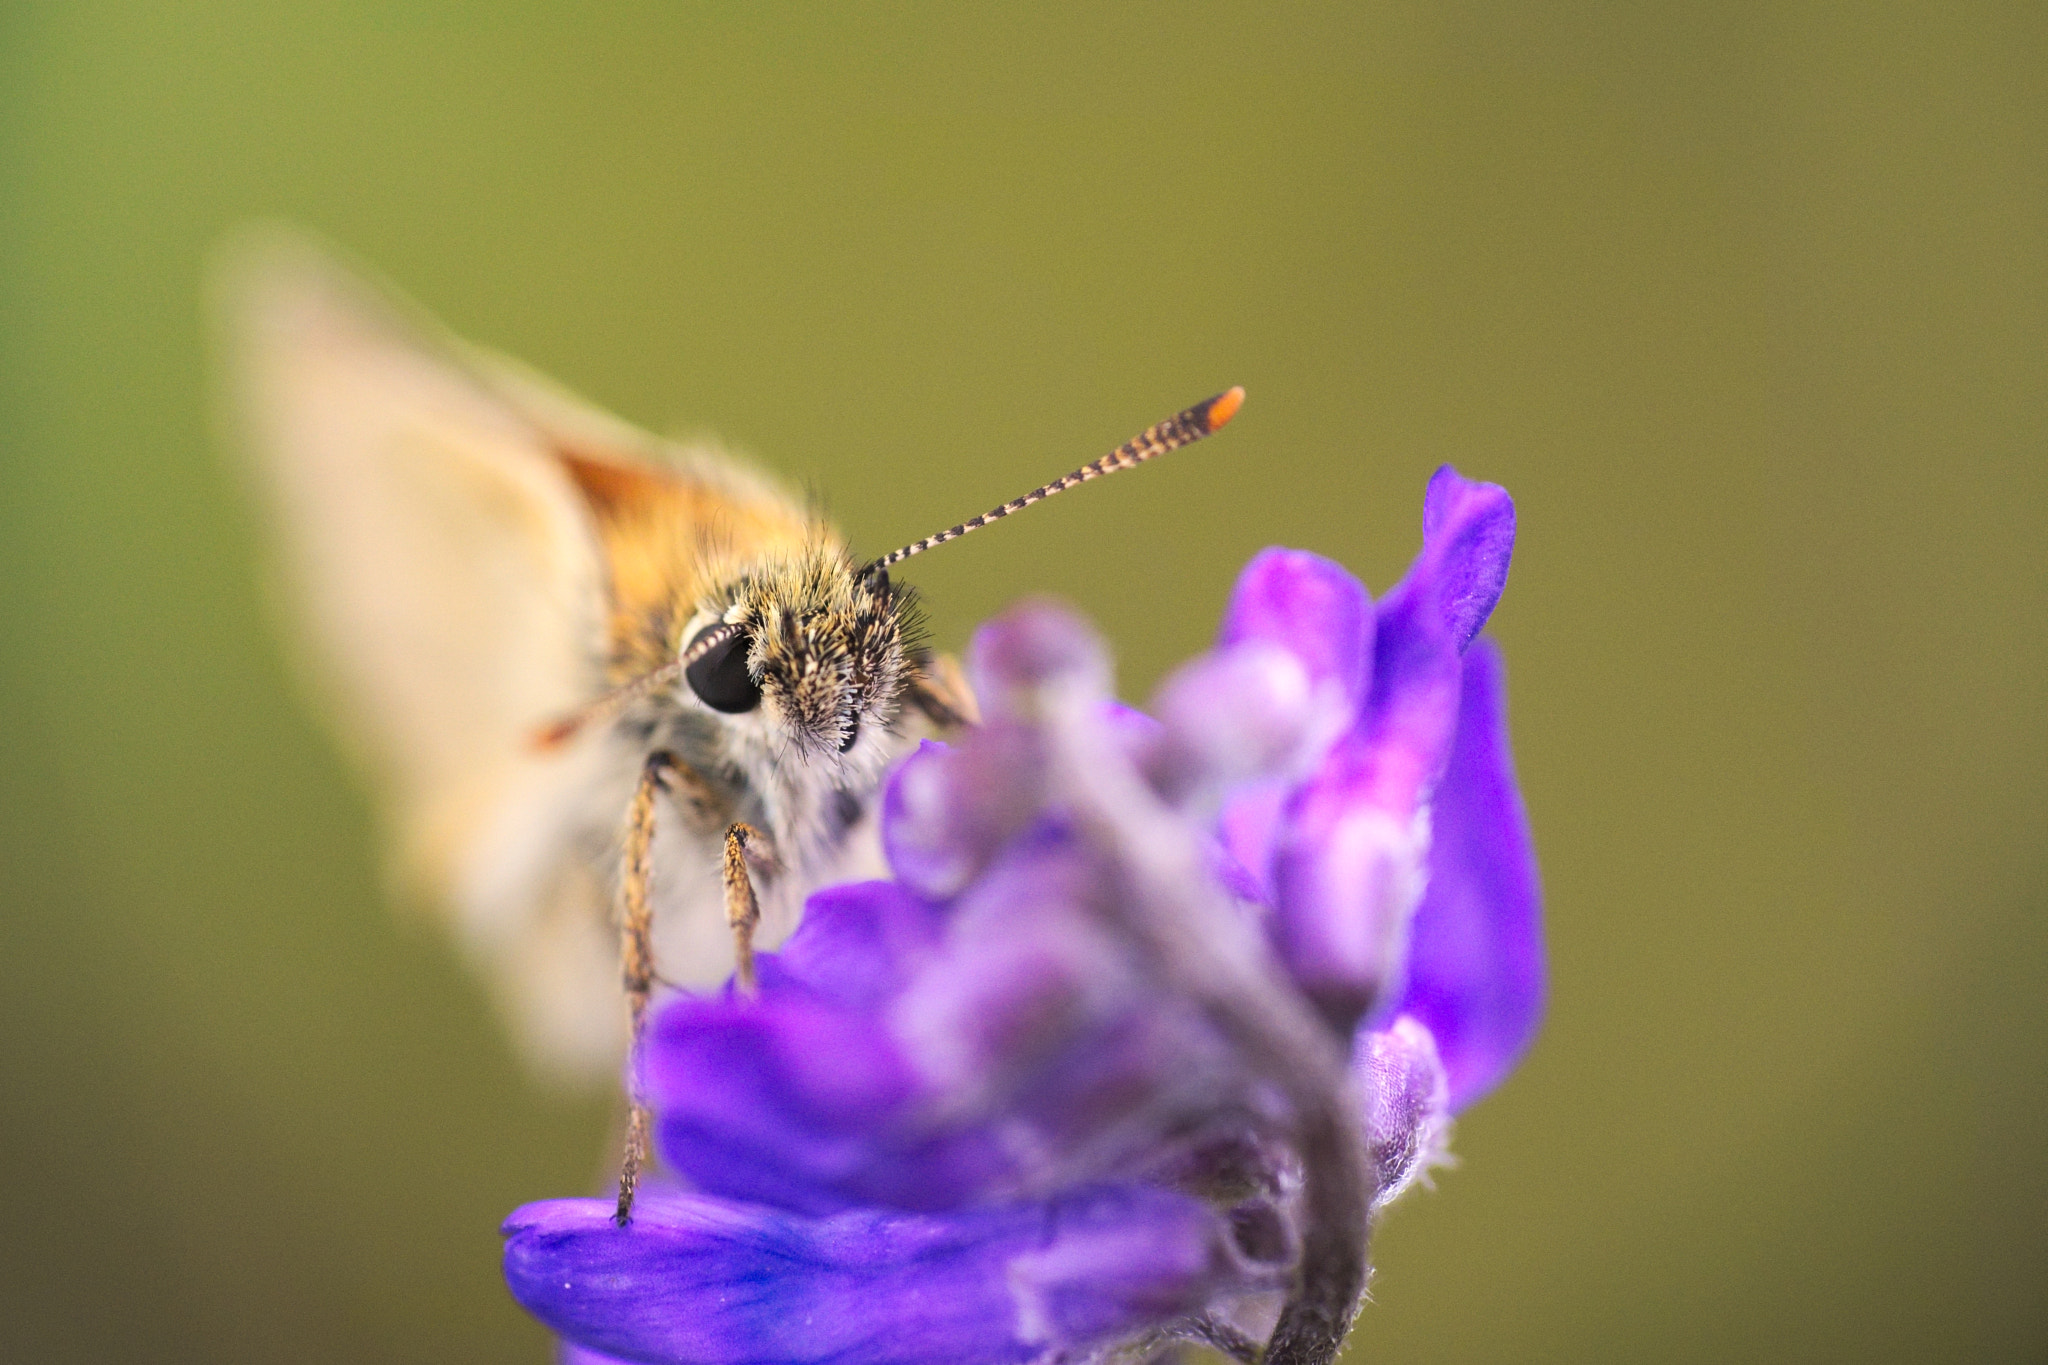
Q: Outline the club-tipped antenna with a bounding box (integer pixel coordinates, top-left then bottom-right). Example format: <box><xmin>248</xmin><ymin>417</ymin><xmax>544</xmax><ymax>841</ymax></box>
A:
<box><xmin>862</xmin><ymin>386</ymin><xmax>1244</xmax><ymax>577</ymax></box>
<box><xmin>532</xmin><ymin>621</ymin><xmax>743</xmax><ymax>751</ymax></box>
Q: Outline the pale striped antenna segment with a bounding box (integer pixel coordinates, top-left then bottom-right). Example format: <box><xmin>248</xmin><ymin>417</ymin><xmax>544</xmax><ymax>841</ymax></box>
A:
<box><xmin>862</xmin><ymin>386</ymin><xmax>1244</xmax><ymax>577</ymax></box>
<box><xmin>531</xmin><ymin>621</ymin><xmax>744</xmax><ymax>751</ymax></box>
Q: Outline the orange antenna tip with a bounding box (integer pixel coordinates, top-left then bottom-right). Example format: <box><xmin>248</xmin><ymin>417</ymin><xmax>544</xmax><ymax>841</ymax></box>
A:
<box><xmin>1204</xmin><ymin>386</ymin><xmax>1245</xmax><ymax>432</ymax></box>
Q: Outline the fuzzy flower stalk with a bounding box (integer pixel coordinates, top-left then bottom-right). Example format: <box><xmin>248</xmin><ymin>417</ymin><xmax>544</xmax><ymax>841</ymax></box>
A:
<box><xmin>504</xmin><ymin>468</ymin><xmax>1543</xmax><ymax>1365</ymax></box>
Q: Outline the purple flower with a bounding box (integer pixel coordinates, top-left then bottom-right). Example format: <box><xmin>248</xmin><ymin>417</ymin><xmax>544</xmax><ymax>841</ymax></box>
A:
<box><xmin>1222</xmin><ymin>469</ymin><xmax>1536</xmax><ymax>1055</ymax></box>
<box><xmin>509</xmin><ymin>1184</ymin><xmax>1282</xmax><ymax>1365</ymax></box>
<box><xmin>504</xmin><ymin>467</ymin><xmax>1543</xmax><ymax>1365</ymax></box>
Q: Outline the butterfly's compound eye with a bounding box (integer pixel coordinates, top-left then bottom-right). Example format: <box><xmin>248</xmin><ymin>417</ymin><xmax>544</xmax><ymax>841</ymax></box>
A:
<box><xmin>685</xmin><ymin>626</ymin><xmax>762</xmax><ymax>714</ymax></box>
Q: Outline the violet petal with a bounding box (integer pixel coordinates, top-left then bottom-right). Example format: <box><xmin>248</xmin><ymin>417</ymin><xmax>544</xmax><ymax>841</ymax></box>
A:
<box><xmin>1216</xmin><ymin>777</ymin><xmax>1289</xmax><ymax>906</ymax></box>
<box><xmin>1407</xmin><ymin>467</ymin><xmax>1515</xmax><ymax>654</ymax></box>
<box><xmin>1217</xmin><ymin>548</ymin><xmax>1373</xmax><ymax>709</ymax></box>
<box><xmin>1148</xmin><ymin>642</ymin><xmax>1325</xmax><ymax>807</ymax></box>
<box><xmin>1356</xmin><ymin>1016</ymin><xmax>1451</xmax><ymax>1210</ymax></box>
<box><xmin>1264</xmin><ymin>593</ymin><xmax>1460</xmax><ymax>1030</ymax></box>
<box><xmin>1266</xmin><ymin>750</ymin><xmax>1433</xmax><ymax>1032</ymax></box>
<box><xmin>649</xmin><ymin>883</ymin><xmax>1008</xmax><ymax>1214</ymax></box>
<box><xmin>504</xmin><ymin>1185</ymin><xmax>1259</xmax><ymax>1365</ymax></box>
<box><xmin>881</xmin><ymin>735</ymin><xmax>1045</xmax><ymax>902</ymax></box>
<box><xmin>1210</xmin><ymin>550</ymin><xmax>1374</xmax><ymax>900</ymax></box>
<box><xmin>767</xmin><ymin>879</ymin><xmax>946</xmax><ymax>1012</ymax></box>
<box><xmin>1392</xmin><ymin>638</ymin><xmax>1544</xmax><ymax>1110</ymax></box>
<box><xmin>1358</xmin><ymin>554</ymin><xmax>1468</xmax><ymax>814</ymax></box>
<box><xmin>967</xmin><ymin>601</ymin><xmax>1112</xmax><ymax>724</ymax></box>
<box><xmin>559</xmin><ymin>1343</ymin><xmax>635</xmax><ymax>1365</ymax></box>
<box><xmin>648</xmin><ymin>992</ymin><xmax>953</xmax><ymax>1215</ymax></box>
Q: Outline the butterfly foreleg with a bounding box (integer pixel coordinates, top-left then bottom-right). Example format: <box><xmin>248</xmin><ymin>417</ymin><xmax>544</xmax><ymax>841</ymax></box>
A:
<box><xmin>615</xmin><ymin>748</ymin><xmax>679</xmax><ymax>1225</ymax></box>
<box><xmin>721</xmin><ymin>822</ymin><xmax>771</xmax><ymax>995</ymax></box>
<box><xmin>614</xmin><ymin>755</ymin><xmax>773</xmax><ymax>1224</ymax></box>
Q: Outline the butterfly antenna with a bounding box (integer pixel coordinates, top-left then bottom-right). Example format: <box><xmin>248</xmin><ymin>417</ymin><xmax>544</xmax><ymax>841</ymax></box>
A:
<box><xmin>862</xmin><ymin>386</ymin><xmax>1244</xmax><ymax>576</ymax></box>
<box><xmin>532</xmin><ymin>622</ymin><xmax>742</xmax><ymax>751</ymax></box>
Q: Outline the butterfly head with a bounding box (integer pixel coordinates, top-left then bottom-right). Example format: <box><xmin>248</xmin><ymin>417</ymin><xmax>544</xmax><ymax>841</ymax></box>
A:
<box><xmin>683</xmin><ymin>548</ymin><xmax>917</xmax><ymax>764</ymax></box>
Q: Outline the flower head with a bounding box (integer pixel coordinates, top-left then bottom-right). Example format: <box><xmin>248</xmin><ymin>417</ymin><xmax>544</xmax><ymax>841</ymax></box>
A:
<box><xmin>505</xmin><ymin>467</ymin><xmax>1543</xmax><ymax>1365</ymax></box>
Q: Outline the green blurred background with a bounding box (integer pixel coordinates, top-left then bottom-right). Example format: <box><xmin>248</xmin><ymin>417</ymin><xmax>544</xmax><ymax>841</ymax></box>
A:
<box><xmin>3</xmin><ymin>3</ymin><xmax>2043</xmax><ymax>1361</ymax></box>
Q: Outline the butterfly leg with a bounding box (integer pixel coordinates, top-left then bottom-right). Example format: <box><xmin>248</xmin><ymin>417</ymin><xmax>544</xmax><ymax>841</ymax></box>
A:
<box><xmin>722</xmin><ymin>823</ymin><xmax>770</xmax><ymax>994</ymax></box>
<box><xmin>616</xmin><ymin>749</ymin><xmax>681</xmax><ymax>1226</ymax></box>
<box><xmin>615</xmin><ymin>757</ymin><xmax>764</xmax><ymax>1223</ymax></box>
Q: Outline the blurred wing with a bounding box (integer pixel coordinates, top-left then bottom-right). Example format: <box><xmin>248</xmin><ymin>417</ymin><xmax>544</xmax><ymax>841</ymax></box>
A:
<box><xmin>219</xmin><ymin>229</ymin><xmax>633</xmax><ymax>1080</ymax></box>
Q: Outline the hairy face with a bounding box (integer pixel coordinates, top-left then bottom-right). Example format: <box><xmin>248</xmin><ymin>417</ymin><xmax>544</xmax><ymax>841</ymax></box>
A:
<box><xmin>688</xmin><ymin>549</ymin><xmax>918</xmax><ymax>760</ymax></box>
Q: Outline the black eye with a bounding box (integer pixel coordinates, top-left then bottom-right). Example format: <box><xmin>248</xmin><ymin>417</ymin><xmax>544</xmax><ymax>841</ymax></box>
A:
<box><xmin>684</xmin><ymin>626</ymin><xmax>762</xmax><ymax>714</ymax></box>
<box><xmin>838</xmin><ymin>717</ymin><xmax>860</xmax><ymax>754</ymax></box>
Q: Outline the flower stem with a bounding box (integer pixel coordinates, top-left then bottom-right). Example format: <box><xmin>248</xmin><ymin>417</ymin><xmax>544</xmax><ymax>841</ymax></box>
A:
<box><xmin>1261</xmin><ymin>1104</ymin><xmax>1371</xmax><ymax>1365</ymax></box>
